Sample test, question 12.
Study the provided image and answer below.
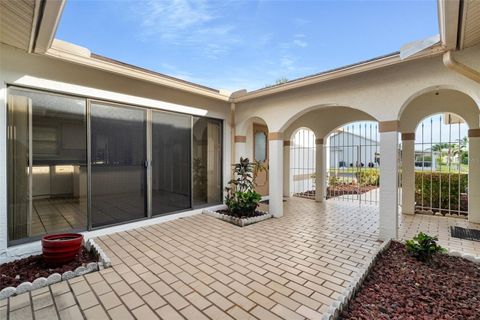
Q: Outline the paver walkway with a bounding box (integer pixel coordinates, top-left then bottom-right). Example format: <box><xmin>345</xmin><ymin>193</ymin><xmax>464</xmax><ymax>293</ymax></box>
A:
<box><xmin>3</xmin><ymin>197</ymin><xmax>479</xmax><ymax>319</ymax></box>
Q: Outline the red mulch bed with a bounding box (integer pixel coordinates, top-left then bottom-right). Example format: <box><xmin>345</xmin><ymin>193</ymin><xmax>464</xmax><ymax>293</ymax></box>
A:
<box><xmin>0</xmin><ymin>247</ymin><xmax>98</xmax><ymax>290</ymax></box>
<box><xmin>340</xmin><ymin>241</ymin><xmax>480</xmax><ymax>320</ymax></box>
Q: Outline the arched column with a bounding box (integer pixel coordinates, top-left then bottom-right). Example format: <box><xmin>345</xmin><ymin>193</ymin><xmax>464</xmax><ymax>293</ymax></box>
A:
<box><xmin>283</xmin><ymin>140</ymin><xmax>291</xmax><ymax>197</ymax></box>
<box><xmin>468</xmin><ymin>129</ymin><xmax>480</xmax><ymax>223</ymax></box>
<box><xmin>315</xmin><ymin>138</ymin><xmax>325</xmax><ymax>202</ymax></box>
<box><xmin>268</xmin><ymin>132</ymin><xmax>284</xmax><ymax>217</ymax></box>
<box><xmin>379</xmin><ymin>121</ymin><xmax>399</xmax><ymax>240</ymax></box>
<box><xmin>401</xmin><ymin>133</ymin><xmax>415</xmax><ymax>214</ymax></box>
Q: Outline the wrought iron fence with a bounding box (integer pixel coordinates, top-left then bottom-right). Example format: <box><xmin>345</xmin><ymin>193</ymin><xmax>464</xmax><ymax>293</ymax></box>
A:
<box><xmin>414</xmin><ymin>114</ymin><xmax>468</xmax><ymax>216</ymax></box>
<box><xmin>325</xmin><ymin>122</ymin><xmax>379</xmax><ymax>204</ymax></box>
<box><xmin>290</xmin><ymin>129</ymin><xmax>316</xmax><ymax>199</ymax></box>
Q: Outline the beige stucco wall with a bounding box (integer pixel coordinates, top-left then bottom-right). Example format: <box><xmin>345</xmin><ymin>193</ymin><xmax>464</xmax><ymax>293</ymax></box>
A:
<box><xmin>399</xmin><ymin>89</ymin><xmax>480</xmax><ymax>132</ymax></box>
<box><xmin>283</xmin><ymin>107</ymin><xmax>376</xmax><ymax>140</ymax></box>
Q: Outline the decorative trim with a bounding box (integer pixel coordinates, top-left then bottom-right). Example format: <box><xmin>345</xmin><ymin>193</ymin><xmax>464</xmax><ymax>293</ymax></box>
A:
<box><xmin>202</xmin><ymin>207</ymin><xmax>273</xmax><ymax>227</ymax></box>
<box><xmin>283</xmin><ymin>140</ymin><xmax>291</xmax><ymax>147</ymax></box>
<box><xmin>268</xmin><ymin>132</ymin><xmax>284</xmax><ymax>140</ymax></box>
<box><xmin>0</xmin><ymin>240</ymin><xmax>111</xmax><ymax>300</ymax></box>
<box><xmin>234</xmin><ymin>135</ymin><xmax>247</xmax><ymax>143</ymax></box>
<box><xmin>401</xmin><ymin>133</ymin><xmax>415</xmax><ymax>141</ymax></box>
<box><xmin>379</xmin><ymin>120</ymin><xmax>399</xmax><ymax>133</ymax></box>
<box><xmin>468</xmin><ymin>129</ymin><xmax>480</xmax><ymax>138</ymax></box>
<box><xmin>315</xmin><ymin>138</ymin><xmax>324</xmax><ymax>145</ymax></box>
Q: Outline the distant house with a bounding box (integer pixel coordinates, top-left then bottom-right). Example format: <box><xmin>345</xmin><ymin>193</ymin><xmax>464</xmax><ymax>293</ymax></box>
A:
<box><xmin>328</xmin><ymin>130</ymin><xmax>379</xmax><ymax>169</ymax></box>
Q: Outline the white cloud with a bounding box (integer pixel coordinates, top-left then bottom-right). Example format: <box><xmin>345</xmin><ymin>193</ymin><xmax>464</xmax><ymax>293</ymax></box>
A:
<box><xmin>136</xmin><ymin>0</ymin><xmax>240</xmax><ymax>59</ymax></box>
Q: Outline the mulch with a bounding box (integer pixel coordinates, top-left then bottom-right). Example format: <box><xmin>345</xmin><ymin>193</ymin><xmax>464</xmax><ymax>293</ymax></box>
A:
<box><xmin>0</xmin><ymin>247</ymin><xmax>98</xmax><ymax>290</ymax></box>
<box><xmin>340</xmin><ymin>241</ymin><xmax>480</xmax><ymax>320</ymax></box>
<box><xmin>217</xmin><ymin>209</ymin><xmax>267</xmax><ymax>219</ymax></box>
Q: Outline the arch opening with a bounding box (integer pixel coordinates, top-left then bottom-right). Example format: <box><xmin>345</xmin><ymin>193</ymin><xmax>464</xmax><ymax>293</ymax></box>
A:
<box><xmin>325</xmin><ymin>121</ymin><xmax>380</xmax><ymax>204</ymax></box>
<box><xmin>411</xmin><ymin>112</ymin><xmax>469</xmax><ymax>216</ymax></box>
<box><xmin>289</xmin><ymin>128</ymin><xmax>316</xmax><ymax>199</ymax></box>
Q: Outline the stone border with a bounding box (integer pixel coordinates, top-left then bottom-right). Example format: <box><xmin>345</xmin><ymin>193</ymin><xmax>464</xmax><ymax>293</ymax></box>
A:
<box><xmin>202</xmin><ymin>207</ymin><xmax>273</xmax><ymax>227</ymax></box>
<box><xmin>0</xmin><ymin>239</ymin><xmax>111</xmax><ymax>300</ymax></box>
<box><xmin>322</xmin><ymin>241</ymin><xmax>480</xmax><ymax>320</ymax></box>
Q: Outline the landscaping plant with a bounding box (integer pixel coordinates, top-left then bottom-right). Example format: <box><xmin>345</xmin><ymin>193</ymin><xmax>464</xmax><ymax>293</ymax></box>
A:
<box><xmin>414</xmin><ymin>172</ymin><xmax>468</xmax><ymax>214</ymax></box>
<box><xmin>405</xmin><ymin>232</ymin><xmax>446</xmax><ymax>262</ymax></box>
<box><xmin>225</xmin><ymin>157</ymin><xmax>263</xmax><ymax>217</ymax></box>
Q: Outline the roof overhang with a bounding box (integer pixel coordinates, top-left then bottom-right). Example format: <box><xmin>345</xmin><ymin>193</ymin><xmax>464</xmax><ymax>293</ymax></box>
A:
<box><xmin>437</xmin><ymin>0</ymin><xmax>461</xmax><ymax>50</ymax></box>
<box><xmin>0</xmin><ymin>0</ymin><xmax>65</xmax><ymax>53</ymax></box>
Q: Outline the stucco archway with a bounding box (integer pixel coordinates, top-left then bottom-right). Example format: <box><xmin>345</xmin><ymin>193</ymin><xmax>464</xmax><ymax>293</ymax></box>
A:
<box><xmin>398</xmin><ymin>88</ymin><xmax>480</xmax><ymax>223</ymax></box>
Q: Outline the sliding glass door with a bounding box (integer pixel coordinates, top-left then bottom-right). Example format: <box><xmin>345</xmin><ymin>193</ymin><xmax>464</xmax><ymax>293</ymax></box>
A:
<box><xmin>90</xmin><ymin>103</ymin><xmax>147</xmax><ymax>228</ymax></box>
<box><xmin>151</xmin><ymin>111</ymin><xmax>191</xmax><ymax>215</ymax></box>
<box><xmin>7</xmin><ymin>88</ymin><xmax>87</xmax><ymax>243</ymax></box>
<box><xmin>7</xmin><ymin>87</ymin><xmax>223</xmax><ymax>244</ymax></box>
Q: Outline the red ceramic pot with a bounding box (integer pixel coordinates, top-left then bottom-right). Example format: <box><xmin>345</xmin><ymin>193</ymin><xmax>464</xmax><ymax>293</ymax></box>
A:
<box><xmin>42</xmin><ymin>233</ymin><xmax>84</xmax><ymax>265</ymax></box>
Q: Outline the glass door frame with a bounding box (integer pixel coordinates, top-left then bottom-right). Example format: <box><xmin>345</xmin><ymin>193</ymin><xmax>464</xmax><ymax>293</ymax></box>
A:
<box><xmin>88</xmin><ymin>99</ymin><xmax>150</xmax><ymax>230</ymax></box>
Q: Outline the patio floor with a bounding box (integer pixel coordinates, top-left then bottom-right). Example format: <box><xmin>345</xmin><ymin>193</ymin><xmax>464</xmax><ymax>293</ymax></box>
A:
<box><xmin>3</xmin><ymin>197</ymin><xmax>479</xmax><ymax>320</ymax></box>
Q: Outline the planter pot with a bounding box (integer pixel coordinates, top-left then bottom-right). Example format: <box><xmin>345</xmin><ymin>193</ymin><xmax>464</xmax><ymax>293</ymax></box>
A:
<box><xmin>42</xmin><ymin>233</ymin><xmax>84</xmax><ymax>265</ymax></box>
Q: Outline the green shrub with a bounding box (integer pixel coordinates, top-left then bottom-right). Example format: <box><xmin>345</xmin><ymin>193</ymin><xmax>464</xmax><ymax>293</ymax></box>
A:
<box><xmin>225</xmin><ymin>157</ymin><xmax>262</xmax><ymax>218</ymax></box>
<box><xmin>414</xmin><ymin>172</ymin><xmax>468</xmax><ymax>212</ymax></box>
<box><xmin>405</xmin><ymin>232</ymin><xmax>446</xmax><ymax>262</ymax></box>
<box><xmin>356</xmin><ymin>169</ymin><xmax>379</xmax><ymax>186</ymax></box>
<box><xmin>225</xmin><ymin>190</ymin><xmax>262</xmax><ymax>217</ymax></box>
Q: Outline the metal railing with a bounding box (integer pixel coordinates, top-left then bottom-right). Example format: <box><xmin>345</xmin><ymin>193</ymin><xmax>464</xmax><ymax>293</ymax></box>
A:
<box><xmin>414</xmin><ymin>114</ymin><xmax>468</xmax><ymax>216</ymax></box>
<box><xmin>325</xmin><ymin>122</ymin><xmax>379</xmax><ymax>204</ymax></box>
<box><xmin>290</xmin><ymin>129</ymin><xmax>316</xmax><ymax>199</ymax></box>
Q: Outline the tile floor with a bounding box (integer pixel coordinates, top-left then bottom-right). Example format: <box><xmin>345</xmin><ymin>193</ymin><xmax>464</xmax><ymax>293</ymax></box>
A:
<box><xmin>3</xmin><ymin>197</ymin><xmax>479</xmax><ymax>320</ymax></box>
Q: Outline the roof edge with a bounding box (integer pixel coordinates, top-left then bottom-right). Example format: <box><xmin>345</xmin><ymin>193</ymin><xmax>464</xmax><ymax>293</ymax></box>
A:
<box><xmin>44</xmin><ymin>39</ymin><xmax>230</xmax><ymax>102</ymax></box>
<box><xmin>233</xmin><ymin>44</ymin><xmax>446</xmax><ymax>103</ymax></box>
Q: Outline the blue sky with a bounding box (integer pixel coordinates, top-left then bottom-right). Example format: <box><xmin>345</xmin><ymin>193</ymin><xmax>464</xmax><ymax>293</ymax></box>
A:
<box><xmin>56</xmin><ymin>0</ymin><xmax>439</xmax><ymax>91</ymax></box>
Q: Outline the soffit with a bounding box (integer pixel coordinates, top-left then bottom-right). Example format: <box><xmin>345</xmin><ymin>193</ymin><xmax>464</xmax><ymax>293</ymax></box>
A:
<box><xmin>0</xmin><ymin>0</ymin><xmax>35</xmax><ymax>51</ymax></box>
<box><xmin>460</xmin><ymin>0</ymin><xmax>480</xmax><ymax>49</ymax></box>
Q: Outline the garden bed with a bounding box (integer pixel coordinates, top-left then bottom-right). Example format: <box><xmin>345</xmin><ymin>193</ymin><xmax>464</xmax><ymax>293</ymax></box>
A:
<box><xmin>0</xmin><ymin>247</ymin><xmax>96</xmax><ymax>290</ymax></box>
<box><xmin>340</xmin><ymin>241</ymin><xmax>480</xmax><ymax>319</ymax></box>
<box><xmin>203</xmin><ymin>207</ymin><xmax>272</xmax><ymax>227</ymax></box>
<box><xmin>0</xmin><ymin>239</ymin><xmax>111</xmax><ymax>299</ymax></box>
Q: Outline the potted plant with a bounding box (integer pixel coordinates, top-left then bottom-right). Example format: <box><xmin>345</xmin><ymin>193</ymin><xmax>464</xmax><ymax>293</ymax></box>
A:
<box><xmin>42</xmin><ymin>233</ymin><xmax>84</xmax><ymax>265</ymax></box>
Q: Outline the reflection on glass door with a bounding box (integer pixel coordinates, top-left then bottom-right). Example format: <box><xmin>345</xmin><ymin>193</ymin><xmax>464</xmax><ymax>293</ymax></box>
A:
<box><xmin>7</xmin><ymin>88</ymin><xmax>87</xmax><ymax>243</ymax></box>
<box><xmin>152</xmin><ymin>111</ymin><xmax>191</xmax><ymax>215</ymax></box>
<box><xmin>90</xmin><ymin>103</ymin><xmax>147</xmax><ymax>227</ymax></box>
<box><xmin>192</xmin><ymin>117</ymin><xmax>222</xmax><ymax>206</ymax></box>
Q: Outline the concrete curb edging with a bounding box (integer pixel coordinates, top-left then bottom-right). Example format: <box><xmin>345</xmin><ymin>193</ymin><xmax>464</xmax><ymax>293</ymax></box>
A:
<box><xmin>0</xmin><ymin>239</ymin><xmax>111</xmax><ymax>300</ymax></box>
<box><xmin>321</xmin><ymin>241</ymin><xmax>480</xmax><ymax>320</ymax></box>
<box><xmin>202</xmin><ymin>206</ymin><xmax>273</xmax><ymax>227</ymax></box>
<box><xmin>321</xmin><ymin>239</ymin><xmax>392</xmax><ymax>320</ymax></box>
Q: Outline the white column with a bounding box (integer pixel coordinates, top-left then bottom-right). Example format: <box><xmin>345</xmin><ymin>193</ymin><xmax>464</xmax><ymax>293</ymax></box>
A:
<box><xmin>269</xmin><ymin>133</ymin><xmax>284</xmax><ymax>218</ymax></box>
<box><xmin>283</xmin><ymin>141</ymin><xmax>291</xmax><ymax>197</ymax></box>
<box><xmin>401</xmin><ymin>134</ymin><xmax>415</xmax><ymax>214</ymax></box>
<box><xmin>379</xmin><ymin>123</ymin><xmax>399</xmax><ymax>240</ymax></box>
<box><xmin>468</xmin><ymin>132</ymin><xmax>480</xmax><ymax>223</ymax></box>
<box><xmin>315</xmin><ymin>139</ymin><xmax>325</xmax><ymax>202</ymax></box>
<box><xmin>234</xmin><ymin>136</ymin><xmax>247</xmax><ymax>161</ymax></box>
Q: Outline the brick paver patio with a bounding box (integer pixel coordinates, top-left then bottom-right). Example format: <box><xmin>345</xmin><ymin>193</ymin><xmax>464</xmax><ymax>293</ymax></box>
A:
<box><xmin>3</xmin><ymin>197</ymin><xmax>479</xmax><ymax>319</ymax></box>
